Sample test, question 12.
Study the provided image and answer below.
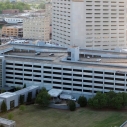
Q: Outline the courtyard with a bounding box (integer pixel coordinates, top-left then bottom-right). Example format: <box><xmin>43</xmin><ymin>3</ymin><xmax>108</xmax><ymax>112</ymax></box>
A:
<box><xmin>0</xmin><ymin>105</ymin><xmax>127</xmax><ymax>127</ymax></box>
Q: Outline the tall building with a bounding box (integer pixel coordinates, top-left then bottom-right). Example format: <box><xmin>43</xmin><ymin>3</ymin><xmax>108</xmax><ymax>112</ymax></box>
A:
<box><xmin>52</xmin><ymin>0</ymin><xmax>127</xmax><ymax>50</ymax></box>
<box><xmin>45</xmin><ymin>2</ymin><xmax>52</xmax><ymax>24</ymax></box>
<box><xmin>23</xmin><ymin>16</ymin><xmax>50</xmax><ymax>41</ymax></box>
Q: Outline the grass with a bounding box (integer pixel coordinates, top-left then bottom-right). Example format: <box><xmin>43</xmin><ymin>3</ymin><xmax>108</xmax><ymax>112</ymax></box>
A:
<box><xmin>0</xmin><ymin>105</ymin><xmax>127</xmax><ymax>127</ymax></box>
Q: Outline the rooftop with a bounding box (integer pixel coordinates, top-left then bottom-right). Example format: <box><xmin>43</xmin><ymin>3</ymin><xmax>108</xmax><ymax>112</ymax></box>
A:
<box><xmin>3</xmin><ymin>25</ymin><xmax>22</xmax><ymax>29</ymax></box>
<box><xmin>2</xmin><ymin>43</ymin><xmax>127</xmax><ymax>71</ymax></box>
<box><xmin>48</xmin><ymin>89</ymin><xmax>63</xmax><ymax>97</ymax></box>
<box><xmin>0</xmin><ymin>92</ymin><xmax>16</xmax><ymax>98</ymax></box>
<box><xmin>14</xmin><ymin>85</ymin><xmax>39</xmax><ymax>95</ymax></box>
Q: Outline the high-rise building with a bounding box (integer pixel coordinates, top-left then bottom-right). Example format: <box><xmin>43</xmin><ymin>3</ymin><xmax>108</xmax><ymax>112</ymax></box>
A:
<box><xmin>23</xmin><ymin>16</ymin><xmax>50</xmax><ymax>41</ymax></box>
<box><xmin>52</xmin><ymin>0</ymin><xmax>127</xmax><ymax>50</ymax></box>
<box><xmin>45</xmin><ymin>2</ymin><xmax>52</xmax><ymax>24</ymax></box>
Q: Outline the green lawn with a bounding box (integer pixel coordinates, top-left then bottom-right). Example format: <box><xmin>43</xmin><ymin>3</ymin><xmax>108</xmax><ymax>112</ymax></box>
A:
<box><xmin>0</xmin><ymin>105</ymin><xmax>127</xmax><ymax>127</ymax></box>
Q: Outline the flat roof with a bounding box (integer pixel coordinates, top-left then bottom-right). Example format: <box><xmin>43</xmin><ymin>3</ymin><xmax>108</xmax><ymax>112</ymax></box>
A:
<box><xmin>4</xmin><ymin>52</ymin><xmax>127</xmax><ymax>71</ymax></box>
<box><xmin>48</xmin><ymin>89</ymin><xmax>63</xmax><ymax>97</ymax></box>
<box><xmin>0</xmin><ymin>117</ymin><xmax>15</xmax><ymax>125</ymax></box>
<box><xmin>0</xmin><ymin>92</ymin><xmax>16</xmax><ymax>98</ymax></box>
<box><xmin>3</xmin><ymin>43</ymin><xmax>127</xmax><ymax>71</ymax></box>
<box><xmin>3</xmin><ymin>25</ymin><xmax>22</xmax><ymax>29</ymax></box>
<box><xmin>14</xmin><ymin>85</ymin><xmax>39</xmax><ymax>95</ymax></box>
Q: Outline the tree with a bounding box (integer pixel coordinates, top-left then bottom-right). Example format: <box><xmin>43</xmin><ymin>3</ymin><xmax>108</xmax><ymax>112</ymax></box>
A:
<box><xmin>106</xmin><ymin>91</ymin><xmax>116</xmax><ymax>108</ymax></box>
<box><xmin>78</xmin><ymin>96</ymin><xmax>87</xmax><ymax>107</ymax></box>
<box><xmin>1</xmin><ymin>101</ymin><xmax>7</xmax><ymax>112</ymax></box>
<box><xmin>35</xmin><ymin>87</ymin><xmax>50</xmax><ymax>108</ymax></box>
<box><xmin>8</xmin><ymin>113</ymin><xmax>14</xmax><ymax>120</ymax></box>
<box><xmin>121</xmin><ymin>92</ymin><xmax>127</xmax><ymax>107</ymax></box>
<box><xmin>88</xmin><ymin>98</ymin><xmax>93</xmax><ymax>108</ymax></box>
<box><xmin>38</xmin><ymin>2</ymin><xmax>45</xmax><ymax>9</ymax></box>
<box><xmin>0</xmin><ymin>1</ymin><xmax>30</xmax><ymax>14</ymax></box>
<box><xmin>88</xmin><ymin>92</ymin><xmax>107</xmax><ymax>109</ymax></box>
<box><xmin>112</xmin><ymin>93</ymin><xmax>124</xmax><ymax>109</ymax></box>
<box><xmin>27</xmin><ymin>92</ymin><xmax>32</xmax><ymax>103</ymax></box>
<box><xmin>68</xmin><ymin>100</ymin><xmax>76</xmax><ymax>111</ymax></box>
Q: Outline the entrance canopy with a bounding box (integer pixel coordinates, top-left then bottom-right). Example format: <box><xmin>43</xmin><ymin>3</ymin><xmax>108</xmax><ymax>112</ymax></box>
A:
<box><xmin>60</xmin><ymin>94</ymin><xmax>72</xmax><ymax>100</ymax></box>
<box><xmin>48</xmin><ymin>89</ymin><xmax>63</xmax><ymax>97</ymax></box>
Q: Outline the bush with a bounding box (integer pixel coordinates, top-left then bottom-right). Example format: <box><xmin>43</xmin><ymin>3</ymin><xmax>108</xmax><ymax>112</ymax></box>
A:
<box><xmin>88</xmin><ymin>98</ymin><xmax>93</xmax><ymax>108</ymax></box>
<box><xmin>19</xmin><ymin>105</ymin><xmax>26</xmax><ymax>111</ymax></box>
<box><xmin>1</xmin><ymin>101</ymin><xmax>7</xmax><ymax>112</ymax></box>
<box><xmin>78</xmin><ymin>96</ymin><xmax>87</xmax><ymax>107</ymax></box>
<box><xmin>68</xmin><ymin>100</ymin><xmax>76</xmax><ymax>111</ymax></box>
<box><xmin>87</xmin><ymin>91</ymin><xmax>127</xmax><ymax>110</ymax></box>
<box><xmin>36</xmin><ymin>87</ymin><xmax>51</xmax><ymax>108</ymax></box>
<box><xmin>8</xmin><ymin>113</ymin><xmax>14</xmax><ymax>120</ymax></box>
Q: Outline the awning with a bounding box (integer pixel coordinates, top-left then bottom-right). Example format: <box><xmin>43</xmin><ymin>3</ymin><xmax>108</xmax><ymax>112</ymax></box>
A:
<box><xmin>48</xmin><ymin>89</ymin><xmax>63</xmax><ymax>97</ymax></box>
<box><xmin>60</xmin><ymin>93</ymin><xmax>72</xmax><ymax>100</ymax></box>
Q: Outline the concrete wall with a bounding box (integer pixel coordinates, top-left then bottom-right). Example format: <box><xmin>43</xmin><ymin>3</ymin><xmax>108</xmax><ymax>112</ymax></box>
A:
<box><xmin>71</xmin><ymin>2</ymin><xmax>85</xmax><ymax>47</ymax></box>
<box><xmin>0</xmin><ymin>95</ymin><xmax>18</xmax><ymax>110</ymax></box>
<box><xmin>14</xmin><ymin>86</ymin><xmax>39</xmax><ymax>104</ymax></box>
<box><xmin>0</xmin><ymin>86</ymin><xmax>39</xmax><ymax>111</ymax></box>
<box><xmin>5</xmin><ymin>60</ymin><xmax>127</xmax><ymax>99</ymax></box>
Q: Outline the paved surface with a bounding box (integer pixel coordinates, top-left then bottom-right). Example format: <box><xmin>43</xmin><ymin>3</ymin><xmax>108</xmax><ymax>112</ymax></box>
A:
<box><xmin>123</xmin><ymin>124</ymin><xmax>127</xmax><ymax>127</ymax></box>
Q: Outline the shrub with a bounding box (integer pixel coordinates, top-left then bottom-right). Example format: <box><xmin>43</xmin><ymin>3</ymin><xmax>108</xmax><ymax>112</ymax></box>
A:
<box><xmin>36</xmin><ymin>87</ymin><xmax>51</xmax><ymax>108</ymax></box>
<box><xmin>8</xmin><ymin>113</ymin><xmax>14</xmax><ymax>120</ymax></box>
<box><xmin>88</xmin><ymin>98</ymin><xmax>93</xmax><ymax>108</ymax></box>
<box><xmin>68</xmin><ymin>100</ymin><xmax>76</xmax><ymax>111</ymax></box>
<box><xmin>19</xmin><ymin>105</ymin><xmax>26</xmax><ymax>111</ymax></box>
<box><xmin>78</xmin><ymin>96</ymin><xmax>87</xmax><ymax>107</ymax></box>
<box><xmin>1</xmin><ymin>101</ymin><xmax>7</xmax><ymax>112</ymax></box>
<box><xmin>87</xmin><ymin>91</ymin><xmax>127</xmax><ymax>110</ymax></box>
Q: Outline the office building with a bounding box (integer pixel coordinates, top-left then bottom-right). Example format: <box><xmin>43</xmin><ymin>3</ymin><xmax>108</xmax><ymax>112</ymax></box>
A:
<box><xmin>52</xmin><ymin>0</ymin><xmax>127</xmax><ymax>50</ymax></box>
<box><xmin>45</xmin><ymin>2</ymin><xmax>52</xmax><ymax>24</ymax></box>
<box><xmin>23</xmin><ymin>16</ymin><xmax>50</xmax><ymax>41</ymax></box>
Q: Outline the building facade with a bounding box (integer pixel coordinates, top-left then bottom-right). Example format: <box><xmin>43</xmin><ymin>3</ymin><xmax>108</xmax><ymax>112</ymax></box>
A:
<box><xmin>1</xmin><ymin>44</ymin><xmax>127</xmax><ymax>99</ymax></box>
<box><xmin>52</xmin><ymin>0</ymin><xmax>127</xmax><ymax>50</ymax></box>
<box><xmin>2</xmin><ymin>9</ymin><xmax>19</xmax><ymax>14</ymax></box>
<box><xmin>4</xmin><ymin>17</ymin><xmax>23</xmax><ymax>24</ymax></box>
<box><xmin>23</xmin><ymin>16</ymin><xmax>50</xmax><ymax>41</ymax></box>
<box><xmin>2</xmin><ymin>25</ymin><xmax>23</xmax><ymax>37</ymax></box>
<box><xmin>45</xmin><ymin>2</ymin><xmax>52</xmax><ymax>24</ymax></box>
